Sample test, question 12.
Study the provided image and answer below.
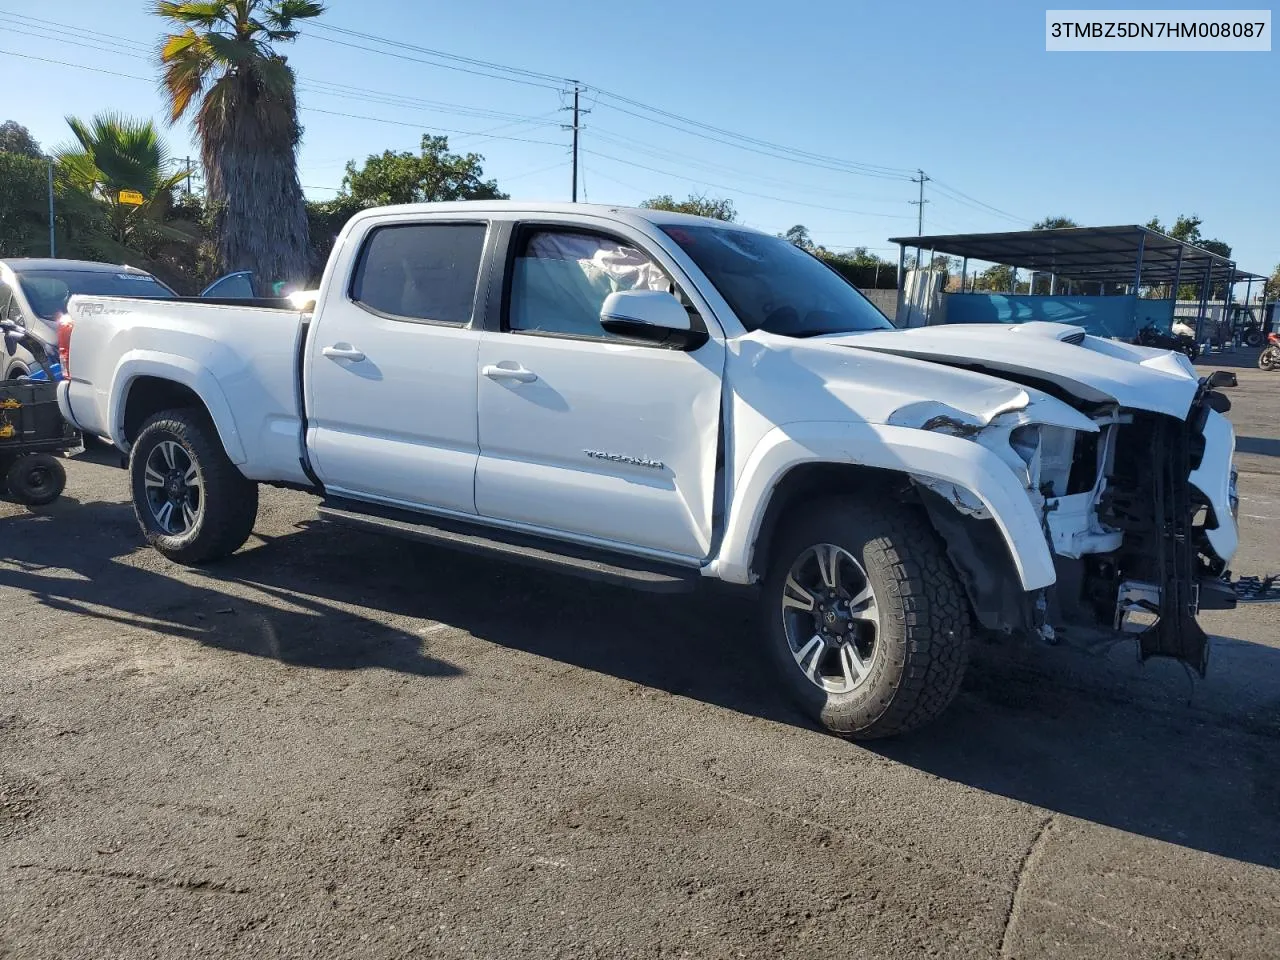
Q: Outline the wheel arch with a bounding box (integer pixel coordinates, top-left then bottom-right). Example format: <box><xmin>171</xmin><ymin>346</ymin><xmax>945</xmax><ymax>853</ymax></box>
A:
<box><xmin>111</xmin><ymin>353</ymin><xmax>246</xmax><ymax>463</ymax></box>
<box><xmin>710</xmin><ymin>421</ymin><xmax>1056</xmax><ymax>593</ymax></box>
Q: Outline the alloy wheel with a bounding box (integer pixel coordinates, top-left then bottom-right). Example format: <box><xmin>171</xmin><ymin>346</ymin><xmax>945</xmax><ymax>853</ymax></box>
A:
<box><xmin>143</xmin><ymin>439</ymin><xmax>203</xmax><ymax>535</ymax></box>
<box><xmin>780</xmin><ymin>543</ymin><xmax>880</xmax><ymax>694</ymax></box>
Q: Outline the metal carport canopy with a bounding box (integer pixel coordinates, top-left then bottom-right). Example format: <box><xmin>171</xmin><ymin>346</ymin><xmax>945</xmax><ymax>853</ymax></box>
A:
<box><xmin>888</xmin><ymin>225</ymin><xmax>1265</xmax><ymax>285</ymax></box>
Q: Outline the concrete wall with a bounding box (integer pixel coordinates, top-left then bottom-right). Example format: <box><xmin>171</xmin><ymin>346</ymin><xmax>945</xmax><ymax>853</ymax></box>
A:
<box><xmin>859</xmin><ymin>287</ymin><xmax>898</xmax><ymax>321</ymax></box>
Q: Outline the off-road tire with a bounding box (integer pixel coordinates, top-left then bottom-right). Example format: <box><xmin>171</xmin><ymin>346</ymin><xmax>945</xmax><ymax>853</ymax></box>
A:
<box><xmin>129</xmin><ymin>408</ymin><xmax>258</xmax><ymax>565</ymax></box>
<box><xmin>5</xmin><ymin>454</ymin><xmax>66</xmax><ymax>506</ymax></box>
<box><xmin>762</xmin><ymin>498</ymin><xmax>971</xmax><ymax>739</ymax></box>
<box><xmin>1257</xmin><ymin>345</ymin><xmax>1280</xmax><ymax>371</ymax></box>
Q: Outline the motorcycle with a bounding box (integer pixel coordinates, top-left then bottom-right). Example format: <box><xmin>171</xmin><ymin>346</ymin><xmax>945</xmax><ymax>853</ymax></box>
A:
<box><xmin>1136</xmin><ymin>321</ymin><xmax>1200</xmax><ymax>362</ymax></box>
<box><xmin>1258</xmin><ymin>332</ymin><xmax>1280</xmax><ymax>371</ymax></box>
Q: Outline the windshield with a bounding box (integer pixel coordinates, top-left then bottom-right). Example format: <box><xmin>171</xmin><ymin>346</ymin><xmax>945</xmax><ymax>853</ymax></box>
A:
<box><xmin>660</xmin><ymin>225</ymin><xmax>893</xmax><ymax>337</ymax></box>
<box><xmin>17</xmin><ymin>269</ymin><xmax>175</xmax><ymax>320</ymax></box>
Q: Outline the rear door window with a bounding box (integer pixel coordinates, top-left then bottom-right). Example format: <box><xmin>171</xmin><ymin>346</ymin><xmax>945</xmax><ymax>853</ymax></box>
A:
<box><xmin>350</xmin><ymin>222</ymin><xmax>487</xmax><ymax>325</ymax></box>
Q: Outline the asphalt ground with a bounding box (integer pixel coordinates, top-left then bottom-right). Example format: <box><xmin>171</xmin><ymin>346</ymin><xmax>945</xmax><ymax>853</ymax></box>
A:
<box><xmin>2</xmin><ymin>358</ymin><xmax>1278</xmax><ymax>959</ymax></box>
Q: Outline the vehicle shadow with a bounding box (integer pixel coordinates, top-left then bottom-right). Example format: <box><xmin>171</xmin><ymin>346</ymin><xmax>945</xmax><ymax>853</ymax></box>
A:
<box><xmin>0</xmin><ymin>498</ymin><xmax>459</xmax><ymax>678</ymax></box>
<box><xmin>208</xmin><ymin>518</ymin><xmax>1280</xmax><ymax>870</ymax></box>
<box><xmin>5</xmin><ymin>499</ymin><xmax>1279</xmax><ymax>869</ymax></box>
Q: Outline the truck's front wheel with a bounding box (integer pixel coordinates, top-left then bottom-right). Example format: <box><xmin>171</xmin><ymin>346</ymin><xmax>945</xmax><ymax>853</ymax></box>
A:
<box><xmin>762</xmin><ymin>499</ymin><xmax>971</xmax><ymax>739</ymax></box>
<box><xmin>129</xmin><ymin>409</ymin><xmax>258</xmax><ymax>565</ymax></box>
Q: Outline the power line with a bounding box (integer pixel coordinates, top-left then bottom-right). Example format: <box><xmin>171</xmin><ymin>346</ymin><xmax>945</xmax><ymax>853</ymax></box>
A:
<box><xmin>588</xmin><ymin>128</ymin><xmax>911</xmax><ymax>204</ymax></box>
<box><xmin>0</xmin><ymin>47</ymin><xmax>151</xmax><ymax>82</ymax></box>
<box><xmin>301</xmin><ymin>106</ymin><xmax>564</xmax><ymax>146</ymax></box>
<box><xmin>298</xmin><ymin>20</ymin><xmax>916</xmax><ymax>182</ymax></box>
<box><xmin>308</xmin><ymin>22</ymin><xmax>570</xmax><ymax>85</ymax></box>
<box><xmin>1</xmin><ymin>13</ymin><xmax>566</xmax><ymax>133</ymax></box>
<box><xmin>929</xmin><ymin>178</ymin><xmax>1029</xmax><ymax>226</ymax></box>
<box><xmin>581</xmin><ymin>148</ymin><xmax>915</xmax><ymax>220</ymax></box>
<box><xmin>0</xmin><ymin>11</ymin><xmax>151</xmax><ymax>51</ymax></box>
<box><xmin>590</xmin><ymin>99</ymin><xmax>912</xmax><ymax>182</ymax></box>
<box><xmin>299</xmin><ymin>79</ymin><xmax>562</xmax><ymax>126</ymax></box>
<box><xmin>588</xmin><ymin>90</ymin><xmax>915</xmax><ymax>180</ymax></box>
<box><xmin>304</xmin><ymin>31</ymin><xmax>565</xmax><ymax>91</ymax></box>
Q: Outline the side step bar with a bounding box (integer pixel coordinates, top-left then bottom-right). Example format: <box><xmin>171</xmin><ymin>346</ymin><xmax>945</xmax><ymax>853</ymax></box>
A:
<box><xmin>316</xmin><ymin>497</ymin><xmax>699</xmax><ymax>593</ymax></box>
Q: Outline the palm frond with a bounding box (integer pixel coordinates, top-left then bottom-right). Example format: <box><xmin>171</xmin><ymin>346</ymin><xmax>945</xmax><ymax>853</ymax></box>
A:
<box><xmin>158</xmin><ymin>33</ymin><xmax>215</xmax><ymax>122</ymax></box>
<box><xmin>268</xmin><ymin>0</ymin><xmax>325</xmax><ymax>30</ymax></box>
<box><xmin>153</xmin><ymin>0</ymin><xmax>232</xmax><ymax>29</ymax></box>
<box><xmin>202</xmin><ymin>31</ymin><xmax>263</xmax><ymax>65</ymax></box>
<box><xmin>53</xmin><ymin>148</ymin><xmax>101</xmax><ymax>194</ymax></box>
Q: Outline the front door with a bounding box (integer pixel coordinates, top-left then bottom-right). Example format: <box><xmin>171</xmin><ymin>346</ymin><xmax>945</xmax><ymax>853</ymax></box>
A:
<box><xmin>475</xmin><ymin>225</ymin><xmax>724</xmax><ymax>561</ymax></box>
<box><xmin>306</xmin><ymin>219</ymin><xmax>489</xmax><ymax>514</ymax></box>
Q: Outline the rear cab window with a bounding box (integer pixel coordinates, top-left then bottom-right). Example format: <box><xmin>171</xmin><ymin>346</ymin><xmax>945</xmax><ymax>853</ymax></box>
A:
<box><xmin>350</xmin><ymin>222</ymin><xmax>488</xmax><ymax>325</ymax></box>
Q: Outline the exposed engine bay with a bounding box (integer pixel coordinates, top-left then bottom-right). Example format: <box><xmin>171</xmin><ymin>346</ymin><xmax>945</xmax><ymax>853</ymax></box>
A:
<box><xmin>849</xmin><ymin>323</ymin><xmax>1244</xmax><ymax>674</ymax></box>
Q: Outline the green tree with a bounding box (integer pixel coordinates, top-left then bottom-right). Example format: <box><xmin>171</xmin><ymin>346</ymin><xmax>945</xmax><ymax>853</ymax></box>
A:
<box><xmin>55</xmin><ymin>112</ymin><xmax>191</xmax><ymax>247</ymax></box>
<box><xmin>782</xmin><ymin>224</ymin><xmax>814</xmax><ymax>249</ymax></box>
<box><xmin>1032</xmin><ymin>216</ymin><xmax>1079</xmax><ymax>229</ymax></box>
<box><xmin>0</xmin><ymin>152</ymin><xmax>111</xmax><ymax>260</ymax></box>
<box><xmin>155</xmin><ymin>0</ymin><xmax>324</xmax><ymax>294</ymax></box>
<box><xmin>975</xmin><ymin>264</ymin><xmax>1019</xmax><ymax>292</ymax></box>
<box><xmin>0</xmin><ymin>120</ymin><xmax>43</xmax><ymax>158</ymax></box>
<box><xmin>640</xmin><ymin>193</ymin><xmax>736</xmax><ymax>222</ymax></box>
<box><xmin>340</xmin><ymin>135</ymin><xmax>508</xmax><ymax>206</ymax></box>
<box><xmin>300</xmin><ymin>135</ymin><xmax>509</xmax><ymax>274</ymax></box>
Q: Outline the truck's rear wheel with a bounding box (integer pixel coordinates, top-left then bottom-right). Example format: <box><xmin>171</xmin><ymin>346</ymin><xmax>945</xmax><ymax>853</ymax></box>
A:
<box><xmin>129</xmin><ymin>409</ymin><xmax>258</xmax><ymax>565</ymax></box>
<box><xmin>762</xmin><ymin>498</ymin><xmax>971</xmax><ymax>739</ymax></box>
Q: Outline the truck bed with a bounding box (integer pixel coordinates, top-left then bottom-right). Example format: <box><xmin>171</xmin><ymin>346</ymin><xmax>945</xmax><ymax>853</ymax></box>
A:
<box><xmin>62</xmin><ymin>296</ymin><xmax>310</xmax><ymax>485</ymax></box>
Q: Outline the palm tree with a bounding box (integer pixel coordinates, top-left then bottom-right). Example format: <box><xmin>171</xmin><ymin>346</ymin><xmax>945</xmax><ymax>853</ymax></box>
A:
<box><xmin>154</xmin><ymin>0</ymin><xmax>324</xmax><ymax>292</ymax></box>
<box><xmin>55</xmin><ymin>112</ymin><xmax>191</xmax><ymax>247</ymax></box>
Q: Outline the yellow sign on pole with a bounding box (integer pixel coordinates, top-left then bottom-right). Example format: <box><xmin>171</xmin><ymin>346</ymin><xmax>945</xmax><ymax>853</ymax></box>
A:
<box><xmin>118</xmin><ymin>189</ymin><xmax>145</xmax><ymax>206</ymax></box>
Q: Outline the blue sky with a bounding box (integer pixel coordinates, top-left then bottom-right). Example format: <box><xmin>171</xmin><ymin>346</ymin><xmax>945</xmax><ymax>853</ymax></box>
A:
<box><xmin>1</xmin><ymin>0</ymin><xmax>1276</xmax><ymax>282</ymax></box>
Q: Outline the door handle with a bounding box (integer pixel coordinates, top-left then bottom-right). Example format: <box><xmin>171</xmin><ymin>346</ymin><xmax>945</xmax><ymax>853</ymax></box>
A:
<box><xmin>482</xmin><ymin>363</ymin><xmax>537</xmax><ymax>383</ymax></box>
<box><xmin>322</xmin><ymin>344</ymin><xmax>365</xmax><ymax>362</ymax></box>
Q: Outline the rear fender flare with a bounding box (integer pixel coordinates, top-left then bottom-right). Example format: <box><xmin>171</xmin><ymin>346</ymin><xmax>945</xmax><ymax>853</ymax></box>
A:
<box><xmin>109</xmin><ymin>351</ymin><xmax>247</xmax><ymax>463</ymax></box>
<box><xmin>710</xmin><ymin>421</ymin><xmax>1055</xmax><ymax>590</ymax></box>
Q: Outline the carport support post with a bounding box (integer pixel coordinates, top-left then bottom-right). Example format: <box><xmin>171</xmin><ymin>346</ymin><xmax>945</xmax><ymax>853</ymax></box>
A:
<box><xmin>1223</xmin><ymin>266</ymin><xmax>1236</xmax><ymax>345</ymax></box>
<box><xmin>960</xmin><ymin>257</ymin><xmax>968</xmax><ymax>292</ymax></box>
<box><xmin>1196</xmin><ymin>259</ymin><xmax>1211</xmax><ymax>343</ymax></box>
<box><xmin>1132</xmin><ymin>232</ymin><xmax>1146</xmax><ymax>296</ymax></box>
<box><xmin>1171</xmin><ymin>245</ymin><xmax>1183</xmax><ymax>304</ymax></box>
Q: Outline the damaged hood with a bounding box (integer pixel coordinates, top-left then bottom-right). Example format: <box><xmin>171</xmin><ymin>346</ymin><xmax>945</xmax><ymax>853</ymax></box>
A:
<box><xmin>826</xmin><ymin>321</ymin><xmax>1201</xmax><ymax>419</ymax></box>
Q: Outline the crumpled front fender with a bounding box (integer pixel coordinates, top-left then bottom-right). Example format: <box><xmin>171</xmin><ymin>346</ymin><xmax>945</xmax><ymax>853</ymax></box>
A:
<box><xmin>708</xmin><ymin>420</ymin><xmax>1056</xmax><ymax>591</ymax></box>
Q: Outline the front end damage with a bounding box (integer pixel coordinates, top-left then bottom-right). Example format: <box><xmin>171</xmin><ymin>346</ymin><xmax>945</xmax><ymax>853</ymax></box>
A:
<box><xmin>907</xmin><ymin>375</ymin><xmax>1243</xmax><ymax>675</ymax></box>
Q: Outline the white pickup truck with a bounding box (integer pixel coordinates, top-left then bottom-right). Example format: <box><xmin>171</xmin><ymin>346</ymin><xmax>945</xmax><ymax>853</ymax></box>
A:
<box><xmin>58</xmin><ymin>202</ymin><xmax>1241</xmax><ymax>739</ymax></box>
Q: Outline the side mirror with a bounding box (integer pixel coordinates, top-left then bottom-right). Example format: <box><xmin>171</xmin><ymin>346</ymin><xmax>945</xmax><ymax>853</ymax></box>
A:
<box><xmin>599</xmin><ymin>289</ymin><xmax>708</xmax><ymax>351</ymax></box>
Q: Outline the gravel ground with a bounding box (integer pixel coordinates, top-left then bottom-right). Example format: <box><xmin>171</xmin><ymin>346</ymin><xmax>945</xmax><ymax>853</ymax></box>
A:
<box><xmin>2</xmin><ymin>360</ymin><xmax>1278</xmax><ymax>959</ymax></box>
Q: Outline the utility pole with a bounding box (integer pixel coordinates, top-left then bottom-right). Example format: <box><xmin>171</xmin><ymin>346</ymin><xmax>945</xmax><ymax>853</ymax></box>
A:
<box><xmin>561</xmin><ymin>83</ymin><xmax>589</xmax><ymax>202</ymax></box>
<box><xmin>46</xmin><ymin>156</ymin><xmax>55</xmax><ymax>257</ymax></box>
<box><xmin>909</xmin><ymin>169</ymin><xmax>929</xmax><ymax>236</ymax></box>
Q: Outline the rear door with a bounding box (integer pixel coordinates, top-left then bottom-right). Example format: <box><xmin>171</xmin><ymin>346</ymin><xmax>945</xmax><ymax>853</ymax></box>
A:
<box><xmin>305</xmin><ymin>217</ymin><xmax>491</xmax><ymax>514</ymax></box>
<box><xmin>474</xmin><ymin>221</ymin><xmax>725</xmax><ymax>561</ymax></box>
